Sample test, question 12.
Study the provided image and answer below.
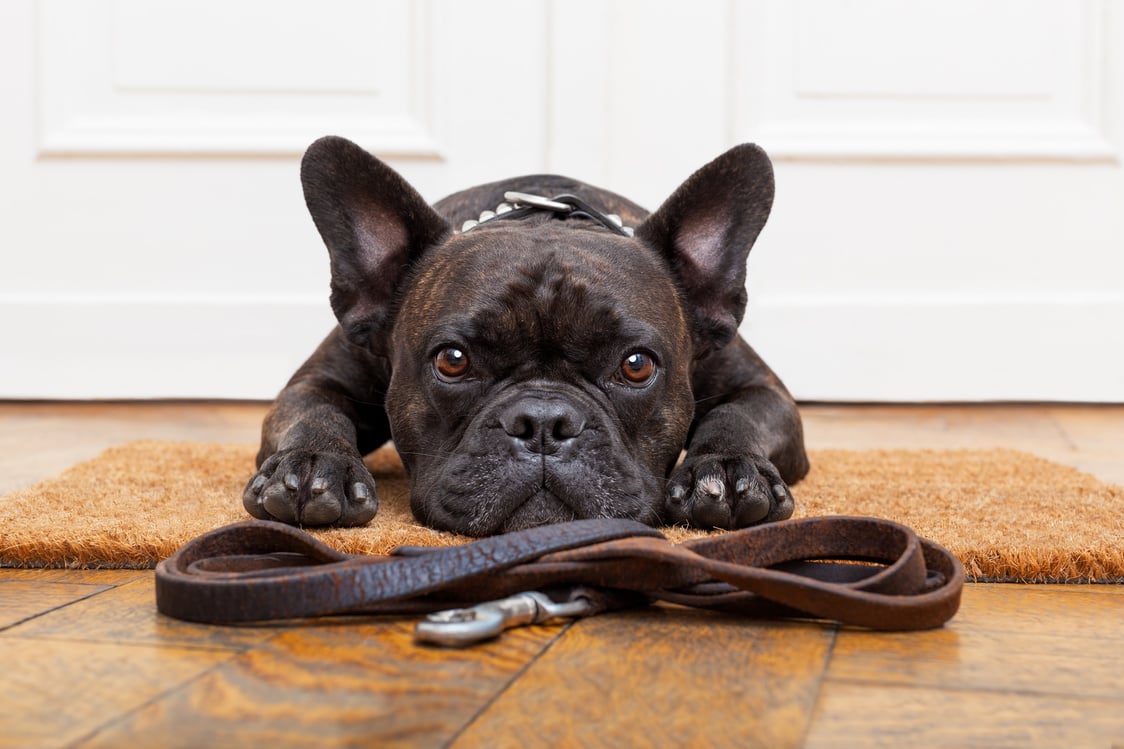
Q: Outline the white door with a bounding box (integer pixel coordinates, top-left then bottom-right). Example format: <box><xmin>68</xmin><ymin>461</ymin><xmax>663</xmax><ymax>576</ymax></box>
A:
<box><xmin>2</xmin><ymin>0</ymin><xmax>1122</xmax><ymax>401</ymax></box>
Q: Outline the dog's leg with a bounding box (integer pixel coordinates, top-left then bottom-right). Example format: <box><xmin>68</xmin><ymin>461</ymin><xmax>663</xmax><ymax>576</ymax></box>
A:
<box><xmin>243</xmin><ymin>137</ymin><xmax>450</xmax><ymax>527</ymax></box>
<box><xmin>666</xmin><ymin>337</ymin><xmax>809</xmax><ymax>529</ymax></box>
<box><xmin>243</xmin><ymin>332</ymin><xmax>391</xmax><ymax>527</ymax></box>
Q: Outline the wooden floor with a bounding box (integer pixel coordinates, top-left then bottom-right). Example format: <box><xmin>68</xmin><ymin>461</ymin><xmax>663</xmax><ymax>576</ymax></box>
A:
<box><xmin>1</xmin><ymin>402</ymin><xmax>1122</xmax><ymax>748</ymax></box>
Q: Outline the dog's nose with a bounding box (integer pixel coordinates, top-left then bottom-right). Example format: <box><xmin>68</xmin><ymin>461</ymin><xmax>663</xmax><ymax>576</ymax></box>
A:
<box><xmin>499</xmin><ymin>397</ymin><xmax>586</xmax><ymax>454</ymax></box>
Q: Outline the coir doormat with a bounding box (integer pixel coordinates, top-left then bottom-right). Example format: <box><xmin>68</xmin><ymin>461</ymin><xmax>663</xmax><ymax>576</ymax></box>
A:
<box><xmin>1</xmin><ymin>440</ymin><xmax>1121</xmax><ymax>581</ymax></box>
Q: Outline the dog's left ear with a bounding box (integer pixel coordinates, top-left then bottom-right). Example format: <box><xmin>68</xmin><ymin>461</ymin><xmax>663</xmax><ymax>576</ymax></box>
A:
<box><xmin>636</xmin><ymin>144</ymin><xmax>774</xmax><ymax>353</ymax></box>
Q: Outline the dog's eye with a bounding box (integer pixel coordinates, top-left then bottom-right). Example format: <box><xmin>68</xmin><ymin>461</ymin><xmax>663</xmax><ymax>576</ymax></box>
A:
<box><xmin>618</xmin><ymin>352</ymin><xmax>657</xmax><ymax>386</ymax></box>
<box><xmin>434</xmin><ymin>347</ymin><xmax>470</xmax><ymax>381</ymax></box>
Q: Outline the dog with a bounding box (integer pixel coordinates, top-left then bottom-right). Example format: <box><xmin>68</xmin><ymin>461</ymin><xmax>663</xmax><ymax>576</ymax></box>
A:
<box><xmin>242</xmin><ymin>136</ymin><xmax>809</xmax><ymax>535</ymax></box>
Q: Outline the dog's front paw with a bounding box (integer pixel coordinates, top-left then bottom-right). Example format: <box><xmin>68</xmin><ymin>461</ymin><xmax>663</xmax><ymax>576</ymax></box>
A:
<box><xmin>665</xmin><ymin>453</ymin><xmax>794</xmax><ymax>530</ymax></box>
<box><xmin>242</xmin><ymin>448</ymin><xmax>378</xmax><ymax>527</ymax></box>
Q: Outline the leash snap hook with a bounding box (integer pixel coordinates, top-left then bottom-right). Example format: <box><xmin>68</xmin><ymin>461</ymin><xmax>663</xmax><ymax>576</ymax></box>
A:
<box><xmin>414</xmin><ymin>591</ymin><xmax>593</xmax><ymax>647</ymax></box>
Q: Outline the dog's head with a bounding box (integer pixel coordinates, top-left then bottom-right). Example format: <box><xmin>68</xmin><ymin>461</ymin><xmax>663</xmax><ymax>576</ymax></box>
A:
<box><xmin>301</xmin><ymin>137</ymin><xmax>774</xmax><ymax>534</ymax></box>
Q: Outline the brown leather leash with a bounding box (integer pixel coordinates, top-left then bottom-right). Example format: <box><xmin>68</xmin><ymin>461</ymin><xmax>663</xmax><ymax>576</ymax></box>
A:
<box><xmin>155</xmin><ymin>516</ymin><xmax>963</xmax><ymax>646</ymax></box>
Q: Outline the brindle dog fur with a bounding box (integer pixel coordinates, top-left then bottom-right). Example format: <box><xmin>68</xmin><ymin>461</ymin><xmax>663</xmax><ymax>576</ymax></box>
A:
<box><xmin>243</xmin><ymin>136</ymin><xmax>809</xmax><ymax>535</ymax></box>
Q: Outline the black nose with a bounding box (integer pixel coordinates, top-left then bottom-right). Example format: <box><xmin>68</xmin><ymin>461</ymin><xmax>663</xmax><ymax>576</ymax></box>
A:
<box><xmin>499</xmin><ymin>396</ymin><xmax>586</xmax><ymax>455</ymax></box>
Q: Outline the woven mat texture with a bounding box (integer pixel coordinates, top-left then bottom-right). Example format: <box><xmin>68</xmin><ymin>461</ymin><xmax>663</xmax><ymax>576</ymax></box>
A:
<box><xmin>1</xmin><ymin>440</ymin><xmax>1121</xmax><ymax>581</ymax></box>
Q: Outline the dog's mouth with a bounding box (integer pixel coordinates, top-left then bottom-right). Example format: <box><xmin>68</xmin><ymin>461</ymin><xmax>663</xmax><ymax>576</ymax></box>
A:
<box><xmin>414</xmin><ymin>449</ymin><xmax>659</xmax><ymax>536</ymax></box>
<box><xmin>499</xmin><ymin>488</ymin><xmax>575</xmax><ymax>533</ymax></box>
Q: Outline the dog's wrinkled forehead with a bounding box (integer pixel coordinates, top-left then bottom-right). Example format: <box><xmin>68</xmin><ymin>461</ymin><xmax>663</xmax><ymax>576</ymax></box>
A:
<box><xmin>397</xmin><ymin>225</ymin><xmax>686</xmax><ymax>361</ymax></box>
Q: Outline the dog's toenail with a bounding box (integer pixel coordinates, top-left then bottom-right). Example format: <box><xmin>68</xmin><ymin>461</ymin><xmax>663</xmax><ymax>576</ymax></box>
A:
<box><xmin>772</xmin><ymin>483</ymin><xmax>786</xmax><ymax>498</ymax></box>
<box><xmin>353</xmin><ymin>482</ymin><xmax>371</xmax><ymax>503</ymax></box>
<box><xmin>284</xmin><ymin>473</ymin><xmax>300</xmax><ymax>491</ymax></box>
<box><xmin>310</xmin><ymin>477</ymin><xmax>329</xmax><ymax>495</ymax></box>
<box><xmin>735</xmin><ymin>478</ymin><xmax>750</xmax><ymax>494</ymax></box>
<box><xmin>668</xmin><ymin>485</ymin><xmax>686</xmax><ymax>502</ymax></box>
<box><xmin>700</xmin><ymin>477</ymin><xmax>724</xmax><ymax>497</ymax></box>
<box><xmin>251</xmin><ymin>475</ymin><xmax>266</xmax><ymax>493</ymax></box>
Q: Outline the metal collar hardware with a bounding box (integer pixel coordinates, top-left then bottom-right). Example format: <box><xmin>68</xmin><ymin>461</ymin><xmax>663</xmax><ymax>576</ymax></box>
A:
<box><xmin>458</xmin><ymin>191</ymin><xmax>636</xmax><ymax>238</ymax></box>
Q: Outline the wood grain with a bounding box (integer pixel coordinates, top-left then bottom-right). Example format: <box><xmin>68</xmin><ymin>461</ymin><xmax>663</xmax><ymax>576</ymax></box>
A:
<box><xmin>947</xmin><ymin>583</ymin><xmax>1124</xmax><ymax>639</ymax></box>
<box><xmin>0</xmin><ymin>401</ymin><xmax>265</xmax><ymax>494</ymax></box>
<box><xmin>829</xmin><ymin>626</ymin><xmax>1124</xmax><ymax>699</ymax></box>
<box><xmin>803</xmin><ymin>683</ymin><xmax>1124</xmax><ymax>749</ymax></box>
<box><xmin>802</xmin><ymin>404</ymin><xmax>1124</xmax><ymax>485</ymax></box>
<box><xmin>452</xmin><ymin>607</ymin><xmax>836</xmax><ymax>749</ymax></box>
<box><xmin>8</xmin><ymin>573</ymin><xmax>275</xmax><ymax>650</ymax></box>
<box><xmin>75</xmin><ymin>620</ymin><xmax>565</xmax><ymax>749</ymax></box>
<box><xmin>0</xmin><ymin>580</ymin><xmax>110</xmax><ymax>629</ymax></box>
<box><xmin>808</xmin><ymin>584</ymin><xmax>1124</xmax><ymax>748</ymax></box>
<box><xmin>0</xmin><ymin>637</ymin><xmax>232</xmax><ymax>749</ymax></box>
<box><xmin>0</xmin><ymin>569</ymin><xmax>148</xmax><ymax>584</ymax></box>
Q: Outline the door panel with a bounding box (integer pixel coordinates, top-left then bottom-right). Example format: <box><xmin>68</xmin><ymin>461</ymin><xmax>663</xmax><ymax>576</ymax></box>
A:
<box><xmin>1</xmin><ymin>0</ymin><xmax>1121</xmax><ymax>400</ymax></box>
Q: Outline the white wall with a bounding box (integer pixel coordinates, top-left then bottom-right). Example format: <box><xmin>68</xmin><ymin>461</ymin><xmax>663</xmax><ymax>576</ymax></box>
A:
<box><xmin>1</xmin><ymin>0</ymin><xmax>1122</xmax><ymax>401</ymax></box>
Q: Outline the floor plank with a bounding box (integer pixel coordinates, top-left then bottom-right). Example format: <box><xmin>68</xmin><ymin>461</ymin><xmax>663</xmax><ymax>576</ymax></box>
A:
<box><xmin>827</xmin><ymin>586</ymin><xmax>1124</xmax><ymax>699</ymax></box>
<box><xmin>801</xmin><ymin>404</ymin><xmax>1070</xmax><ymax>452</ymax></box>
<box><xmin>806</xmin><ymin>584</ymin><xmax>1124</xmax><ymax>749</ymax></box>
<box><xmin>0</xmin><ymin>637</ymin><xmax>234</xmax><ymax>749</ymax></box>
<box><xmin>0</xmin><ymin>580</ymin><xmax>111</xmax><ymax>629</ymax></box>
<box><xmin>801</xmin><ymin>404</ymin><xmax>1124</xmax><ymax>484</ymax></box>
<box><xmin>0</xmin><ymin>569</ymin><xmax>148</xmax><ymax>583</ymax></box>
<box><xmin>0</xmin><ymin>402</ymin><xmax>265</xmax><ymax>494</ymax></box>
<box><xmin>945</xmin><ymin>583</ymin><xmax>1124</xmax><ymax>639</ymax></box>
<box><xmin>452</xmin><ymin>607</ymin><xmax>836</xmax><ymax>749</ymax></box>
<box><xmin>803</xmin><ymin>682</ymin><xmax>1124</xmax><ymax>749</ymax></box>
<box><xmin>1047</xmin><ymin>405</ymin><xmax>1124</xmax><ymax>483</ymax></box>
<box><xmin>5</xmin><ymin>574</ymin><xmax>276</xmax><ymax>651</ymax></box>
<box><xmin>76</xmin><ymin>620</ymin><xmax>566</xmax><ymax>749</ymax></box>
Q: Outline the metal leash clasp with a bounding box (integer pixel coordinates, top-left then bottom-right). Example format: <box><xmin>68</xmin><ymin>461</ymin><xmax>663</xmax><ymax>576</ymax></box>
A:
<box><xmin>414</xmin><ymin>591</ymin><xmax>594</xmax><ymax>647</ymax></box>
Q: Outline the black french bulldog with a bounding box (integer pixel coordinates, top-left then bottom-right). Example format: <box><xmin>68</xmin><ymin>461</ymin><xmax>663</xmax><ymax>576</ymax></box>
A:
<box><xmin>243</xmin><ymin>136</ymin><xmax>809</xmax><ymax>535</ymax></box>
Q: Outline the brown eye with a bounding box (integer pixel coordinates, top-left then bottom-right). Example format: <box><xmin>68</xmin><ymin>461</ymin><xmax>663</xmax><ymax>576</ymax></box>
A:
<box><xmin>619</xmin><ymin>352</ymin><xmax>656</xmax><ymax>386</ymax></box>
<box><xmin>434</xmin><ymin>347</ymin><xmax>470</xmax><ymax>381</ymax></box>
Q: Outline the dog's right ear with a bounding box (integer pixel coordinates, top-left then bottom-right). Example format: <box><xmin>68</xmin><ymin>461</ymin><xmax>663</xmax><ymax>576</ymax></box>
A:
<box><xmin>636</xmin><ymin>144</ymin><xmax>774</xmax><ymax>355</ymax></box>
<box><xmin>301</xmin><ymin>136</ymin><xmax>450</xmax><ymax>352</ymax></box>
